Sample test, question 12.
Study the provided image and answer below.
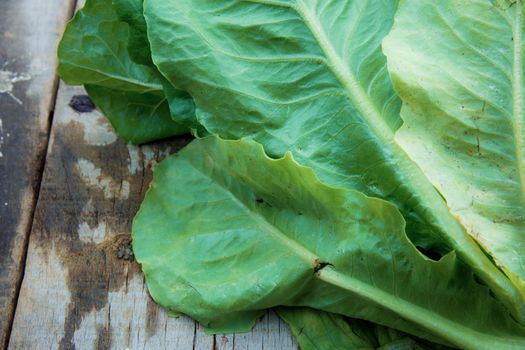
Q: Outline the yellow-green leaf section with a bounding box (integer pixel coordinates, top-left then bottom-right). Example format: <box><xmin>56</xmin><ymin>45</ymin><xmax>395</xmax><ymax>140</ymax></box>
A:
<box><xmin>383</xmin><ymin>0</ymin><xmax>525</xmax><ymax>295</ymax></box>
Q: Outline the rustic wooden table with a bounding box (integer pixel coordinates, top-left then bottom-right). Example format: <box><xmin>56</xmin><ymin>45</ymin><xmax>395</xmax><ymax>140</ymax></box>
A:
<box><xmin>0</xmin><ymin>1</ymin><xmax>298</xmax><ymax>349</ymax></box>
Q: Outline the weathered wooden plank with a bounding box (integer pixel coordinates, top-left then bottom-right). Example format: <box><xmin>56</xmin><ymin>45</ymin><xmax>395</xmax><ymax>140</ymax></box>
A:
<box><xmin>0</xmin><ymin>0</ymin><xmax>77</xmax><ymax>347</ymax></box>
<box><xmin>8</xmin><ymin>83</ymin><xmax>200</xmax><ymax>350</ymax></box>
<box><xmin>217</xmin><ymin>311</ymin><xmax>298</xmax><ymax>350</ymax></box>
<box><xmin>9</xmin><ymin>82</ymin><xmax>299</xmax><ymax>349</ymax></box>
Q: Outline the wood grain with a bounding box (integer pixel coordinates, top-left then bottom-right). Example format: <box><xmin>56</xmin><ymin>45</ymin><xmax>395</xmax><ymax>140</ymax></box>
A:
<box><xmin>0</xmin><ymin>0</ymin><xmax>77</xmax><ymax>347</ymax></box>
<box><xmin>8</xmin><ymin>82</ymin><xmax>299</xmax><ymax>349</ymax></box>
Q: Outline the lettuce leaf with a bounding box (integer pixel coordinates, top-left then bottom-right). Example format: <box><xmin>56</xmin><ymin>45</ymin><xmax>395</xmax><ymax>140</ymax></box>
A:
<box><xmin>276</xmin><ymin>308</ymin><xmax>378</xmax><ymax>350</ymax></box>
<box><xmin>57</xmin><ymin>0</ymin><xmax>193</xmax><ymax>143</ymax></box>
<box><xmin>132</xmin><ymin>136</ymin><xmax>525</xmax><ymax>349</ymax></box>
<box><xmin>112</xmin><ymin>0</ymin><xmax>152</xmax><ymax>65</ymax></box>
<box><xmin>276</xmin><ymin>307</ymin><xmax>453</xmax><ymax>350</ymax></box>
<box><xmin>59</xmin><ymin>2</ymin><xmax>446</xmax><ymax>344</ymax></box>
<box><xmin>142</xmin><ymin>0</ymin><xmax>525</xmax><ymax>318</ymax></box>
<box><xmin>383</xmin><ymin>0</ymin><xmax>525</xmax><ymax>300</ymax></box>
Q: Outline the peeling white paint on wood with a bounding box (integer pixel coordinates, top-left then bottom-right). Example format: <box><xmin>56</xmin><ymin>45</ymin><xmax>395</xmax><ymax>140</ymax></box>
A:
<box><xmin>0</xmin><ymin>118</ymin><xmax>3</xmax><ymax>158</ymax></box>
<box><xmin>76</xmin><ymin>158</ymin><xmax>130</xmax><ymax>200</ymax></box>
<box><xmin>78</xmin><ymin>221</ymin><xmax>107</xmax><ymax>244</ymax></box>
<box><xmin>0</xmin><ymin>68</ymin><xmax>31</xmax><ymax>105</ymax></box>
<box><xmin>85</xmin><ymin>116</ymin><xmax>118</xmax><ymax>146</ymax></box>
<box><xmin>127</xmin><ymin>144</ymin><xmax>141</xmax><ymax>175</ymax></box>
<box><xmin>64</xmin><ymin>112</ymin><xmax>117</xmax><ymax>146</ymax></box>
<box><xmin>141</xmin><ymin>146</ymin><xmax>158</xmax><ymax>169</ymax></box>
<box><xmin>141</xmin><ymin>145</ymin><xmax>176</xmax><ymax>171</ymax></box>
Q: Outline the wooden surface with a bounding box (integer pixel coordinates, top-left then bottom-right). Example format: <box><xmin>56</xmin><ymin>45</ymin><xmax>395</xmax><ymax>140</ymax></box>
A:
<box><xmin>0</xmin><ymin>0</ymin><xmax>77</xmax><ymax>347</ymax></box>
<box><xmin>1</xmin><ymin>1</ymin><xmax>299</xmax><ymax>349</ymax></box>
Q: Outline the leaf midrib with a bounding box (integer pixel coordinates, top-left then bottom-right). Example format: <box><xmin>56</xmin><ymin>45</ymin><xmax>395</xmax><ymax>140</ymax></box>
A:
<box><xmin>293</xmin><ymin>1</ymin><xmax>397</xmax><ymax>145</ymax></box>
<box><xmin>512</xmin><ymin>1</ymin><xmax>525</xmax><ymax>205</ymax></box>
<box><xmin>290</xmin><ymin>1</ymin><xmax>459</xmax><ymax>235</ymax></box>
<box><xmin>61</xmin><ymin>59</ymin><xmax>163</xmax><ymax>93</ymax></box>
<box><xmin>318</xmin><ymin>266</ymin><xmax>525</xmax><ymax>350</ymax></box>
<box><xmin>183</xmin><ymin>141</ymin><xmax>517</xmax><ymax>349</ymax></box>
<box><xmin>286</xmin><ymin>0</ymin><xmax>524</xmax><ymax>318</ymax></box>
<box><xmin>180</xmin><ymin>152</ymin><xmax>320</xmax><ymax>266</ymax></box>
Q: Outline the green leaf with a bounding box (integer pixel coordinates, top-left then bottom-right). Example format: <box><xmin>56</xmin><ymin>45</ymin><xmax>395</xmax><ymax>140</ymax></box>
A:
<box><xmin>58</xmin><ymin>0</ymin><xmax>160</xmax><ymax>92</ymax></box>
<box><xmin>112</xmin><ymin>0</ymin><xmax>152</xmax><ymax>65</ymax></box>
<box><xmin>85</xmin><ymin>85</ymin><xmax>187</xmax><ymax>144</ymax></box>
<box><xmin>276</xmin><ymin>307</ymin><xmax>377</xmax><ymax>350</ymax></box>
<box><xmin>58</xmin><ymin>0</ymin><xmax>192</xmax><ymax>143</ymax></box>
<box><xmin>143</xmin><ymin>0</ymin><xmax>525</xmax><ymax>318</ymax></box>
<box><xmin>277</xmin><ymin>307</ymin><xmax>452</xmax><ymax>350</ymax></box>
<box><xmin>132</xmin><ymin>136</ymin><xmax>525</xmax><ymax>350</ymax></box>
<box><xmin>383</xmin><ymin>0</ymin><xmax>525</xmax><ymax>298</ymax></box>
<box><xmin>109</xmin><ymin>0</ymin><xmax>203</xmax><ymax>132</ymax></box>
<box><xmin>161</xmin><ymin>79</ymin><xmax>205</xmax><ymax>133</ymax></box>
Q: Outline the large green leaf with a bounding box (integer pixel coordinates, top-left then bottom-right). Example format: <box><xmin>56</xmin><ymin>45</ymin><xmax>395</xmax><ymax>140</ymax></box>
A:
<box><xmin>143</xmin><ymin>0</ymin><xmax>525</xmax><ymax>317</ymax></box>
<box><xmin>383</xmin><ymin>0</ymin><xmax>525</xmax><ymax>296</ymax></box>
<box><xmin>133</xmin><ymin>136</ymin><xmax>525</xmax><ymax>350</ymax></box>
<box><xmin>57</xmin><ymin>0</ymin><xmax>192</xmax><ymax>143</ymax></box>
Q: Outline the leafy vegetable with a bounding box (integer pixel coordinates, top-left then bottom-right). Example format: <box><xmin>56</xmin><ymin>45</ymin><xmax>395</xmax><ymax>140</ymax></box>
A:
<box><xmin>142</xmin><ymin>0</ymin><xmax>525</xmax><ymax>318</ymax></box>
<box><xmin>277</xmin><ymin>308</ymin><xmax>378</xmax><ymax>350</ymax></box>
<box><xmin>276</xmin><ymin>307</ymin><xmax>452</xmax><ymax>350</ymax></box>
<box><xmin>112</xmin><ymin>0</ymin><xmax>152</xmax><ymax>65</ymax></box>
<box><xmin>57</xmin><ymin>0</ymin><xmax>193</xmax><ymax>143</ymax></box>
<box><xmin>133</xmin><ymin>136</ymin><xmax>525</xmax><ymax>350</ymax></box>
<box><xmin>383</xmin><ymin>0</ymin><xmax>525</xmax><ymax>300</ymax></box>
<box><xmin>57</xmin><ymin>0</ymin><xmax>525</xmax><ymax>348</ymax></box>
<box><xmin>58</xmin><ymin>0</ymin><xmax>416</xmax><ymax>345</ymax></box>
<box><xmin>84</xmin><ymin>85</ymin><xmax>183</xmax><ymax>144</ymax></box>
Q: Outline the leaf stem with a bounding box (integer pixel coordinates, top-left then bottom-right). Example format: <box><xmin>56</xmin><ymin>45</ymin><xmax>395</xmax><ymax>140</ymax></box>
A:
<box><xmin>294</xmin><ymin>0</ymin><xmax>525</xmax><ymax>320</ymax></box>
<box><xmin>512</xmin><ymin>0</ymin><xmax>525</xmax><ymax>210</ymax></box>
<box><xmin>316</xmin><ymin>266</ymin><xmax>525</xmax><ymax>350</ymax></box>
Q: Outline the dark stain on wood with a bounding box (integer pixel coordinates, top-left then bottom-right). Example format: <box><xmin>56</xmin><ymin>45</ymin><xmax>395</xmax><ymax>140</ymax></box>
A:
<box><xmin>27</xmin><ymin>118</ymin><xmax>191</xmax><ymax>349</ymax></box>
<box><xmin>69</xmin><ymin>95</ymin><xmax>96</xmax><ymax>113</ymax></box>
<box><xmin>146</xmin><ymin>294</ymin><xmax>160</xmax><ymax>340</ymax></box>
<box><xmin>96</xmin><ymin>323</ymin><xmax>112</xmax><ymax>350</ymax></box>
<box><xmin>116</xmin><ymin>238</ymin><xmax>134</xmax><ymax>261</ymax></box>
<box><xmin>0</xmin><ymin>0</ymin><xmax>73</xmax><ymax>342</ymax></box>
<box><xmin>0</xmin><ymin>54</ymin><xmax>40</xmax><ymax>350</ymax></box>
<box><xmin>57</xmin><ymin>233</ymin><xmax>141</xmax><ymax>350</ymax></box>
